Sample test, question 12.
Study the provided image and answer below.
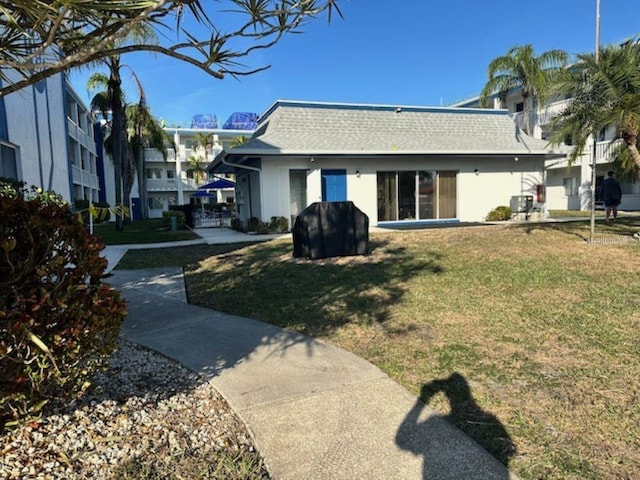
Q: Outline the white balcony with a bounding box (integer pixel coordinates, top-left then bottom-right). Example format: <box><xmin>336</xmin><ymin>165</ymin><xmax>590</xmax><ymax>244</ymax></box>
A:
<box><xmin>145</xmin><ymin>148</ymin><xmax>177</xmax><ymax>163</ymax></box>
<box><xmin>72</xmin><ymin>165</ymin><xmax>99</xmax><ymax>189</ymax></box>
<box><xmin>546</xmin><ymin>139</ymin><xmax>624</xmax><ymax>170</ymax></box>
<box><xmin>147</xmin><ymin>178</ymin><xmax>178</xmax><ymax>190</ymax></box>
<box><xmin>146</xmin><ymin>178</ymin><xmax>200</xmax><ymax>191</ymax></box>
<box><xmin>508</xmin><ymin>99</ymin><xmax>573</xmax><ymax>131</ymax></box>
<box><xmin>536</xmin><ymin>98</ymin><xmax>571</xmax><ymax>126</ymax></box>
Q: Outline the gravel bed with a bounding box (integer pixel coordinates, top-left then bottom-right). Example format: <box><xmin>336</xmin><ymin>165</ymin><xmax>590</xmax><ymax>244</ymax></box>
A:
<box><xmin>0</xmin><ymin>340</ymin><xmax>270</xmax><ymax>479</ymax></box>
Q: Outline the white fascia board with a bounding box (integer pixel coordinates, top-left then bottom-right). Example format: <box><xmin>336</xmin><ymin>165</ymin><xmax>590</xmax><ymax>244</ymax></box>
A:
<box><xmin>227</xmin><ymin>148</ymin><xmax>560</xmax><ymax>157</ymax></box>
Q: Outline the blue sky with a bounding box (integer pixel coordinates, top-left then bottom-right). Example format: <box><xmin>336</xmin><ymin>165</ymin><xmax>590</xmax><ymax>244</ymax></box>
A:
<box><xmin>69</xmin><ymin>0</ymin><xmax>639</xmax><ymax>127</ymax></box>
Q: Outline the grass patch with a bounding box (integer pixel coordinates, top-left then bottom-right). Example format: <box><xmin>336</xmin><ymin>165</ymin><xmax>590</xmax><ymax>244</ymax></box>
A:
<box><xmin>131</xmin><ymin>218</ymin><xmax>640</xmax><ymax>479</ymax></box>
<box><xmin>116</xmin><ymin>243</ymin><xmax>256</xmax><ymax>270</ymax></box>
<box><xmin>548</xmin><ymin>209</ymin><xmax>606</xmax><ymax>218</ymax></box>
<box><xmin>93</xmin><ymin>219</ymin><xmax>200</xmax><ymax>245</ymax></box>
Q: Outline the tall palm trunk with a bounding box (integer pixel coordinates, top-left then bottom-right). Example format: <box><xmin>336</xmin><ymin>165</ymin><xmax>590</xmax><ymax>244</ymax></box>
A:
<box><xmin>134</xmin><ymin>89</ymin><xmax>149</xmax><ymax>219</ymax></box>
<box><xmin>621</xmin><ymin>120</ymin><xmax>640</xmax><ymax>170</ymax></box>
<box><xmin>108</xmin><ymin>60</ymin><xmax>125</xmax><ymax>231</ymax></box>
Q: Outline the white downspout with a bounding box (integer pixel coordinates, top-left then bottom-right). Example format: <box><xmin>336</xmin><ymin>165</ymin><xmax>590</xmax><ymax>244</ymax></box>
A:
<box><xmin>174</xmin><ymin>130</ymin><xmax>183</xmax><ymax>205</ymax></box>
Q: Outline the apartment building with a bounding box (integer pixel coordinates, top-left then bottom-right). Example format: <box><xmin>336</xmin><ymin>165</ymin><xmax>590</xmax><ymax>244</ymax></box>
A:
<box><xmin>0</xmin><ymin>69</ymin><xmax>107</xmax><ymax>205</ymax></box>
<box><xmin>453</xmin><ymin>92</ymin><xmax>640</xmax><ymax>212</ymax></box>
<box><xmin>140</xmin><ymin>113</ymin><xmax>255</xmax><ymax>219</ymax></box>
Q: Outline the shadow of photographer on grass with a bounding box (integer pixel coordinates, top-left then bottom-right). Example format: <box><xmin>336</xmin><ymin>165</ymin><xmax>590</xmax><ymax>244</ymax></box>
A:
<box><xmin>396</xmin><ymin>372</ymin><xmax>516</xmax><ymax>479</ymax></box>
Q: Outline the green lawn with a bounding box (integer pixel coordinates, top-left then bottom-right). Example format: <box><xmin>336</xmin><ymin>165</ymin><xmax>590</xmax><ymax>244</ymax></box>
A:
<box><xmin>117</xmin><ymin>218</ymin><xmax>640</xmax><ymax>479</ymax></box>
<box><xmin>93</xmin><ymin>219</ymin><xmax>200</xmax><ymax>245</ymax></box>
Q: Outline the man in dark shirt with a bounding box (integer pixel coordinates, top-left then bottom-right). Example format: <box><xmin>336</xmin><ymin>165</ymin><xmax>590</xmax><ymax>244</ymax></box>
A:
<box><xmin>600</xmin><ymin>170</ymin><xmax>622</xmax><ymax>222</ymax></box>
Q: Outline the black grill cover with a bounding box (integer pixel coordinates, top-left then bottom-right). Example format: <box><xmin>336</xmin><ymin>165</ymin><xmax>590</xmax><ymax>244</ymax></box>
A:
<box><xmin>292</xmin><ymin>201</ymin><xmax>369</xmax><ymax>260</ymax></box>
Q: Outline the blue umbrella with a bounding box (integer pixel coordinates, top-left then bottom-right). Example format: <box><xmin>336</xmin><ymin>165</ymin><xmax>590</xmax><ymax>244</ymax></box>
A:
<box><xmin>198</xmin><ymin>178</ymin><xmax>236</xmax><ymax>190</ymax></box>
<box><xmin>190</xmin><ymin>190</ymin><xmax>216</xmax><ymax>197</ymax></box>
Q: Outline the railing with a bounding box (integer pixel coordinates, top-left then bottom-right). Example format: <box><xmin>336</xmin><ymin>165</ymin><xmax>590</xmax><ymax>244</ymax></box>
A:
<box><xmin>147</xmin><ymin>178</ymin><xmax>178</xmax><ymax>190</ymax></box>
<box><xmin>536</xmin><ymin>99</ymin><xmax>571</xmax><ymax>126</ymax></box>
<box><xmin>509</xmin><ymin>99</ymin><xmax>573</xmax><ymax>130</ymax></box>
<box><xmin>144</xmin><ymin>148</ymin><xmax>176</xmax><ymax>163</ymax></box>
<box><xmin>71</xmin><ymin>165</ymin><xmax>99</xmax><ymax>189</ymax></box>
<box><xmin>594</xmin><ymin>139</ymin><xmax>623</xmax><ymax>163</ymax></box>
<box><xmin>146</xmin><ymin>178</ymin><xmax>201</xmax><ymax>191</ymax></box>
<box><xmin>547</xmin><ymin>139</ymin><xmax>624</xmax><ymax>169</ymax></box>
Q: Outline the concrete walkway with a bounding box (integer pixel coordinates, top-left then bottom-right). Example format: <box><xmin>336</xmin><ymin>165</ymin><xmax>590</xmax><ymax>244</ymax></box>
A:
<box><xmin>103</xmin><ymin>228</ymin><xmax>518</xmax><ymax>479</ymax></box>
<box><xmin>101</xmin><ymin>228</ymin><xmax>290</xmax><ymax>273</ymax></box>
<box><xmin>109</xmin><ymin>268</ymin><xmax>517</xmax><ymax>480</ymax></box>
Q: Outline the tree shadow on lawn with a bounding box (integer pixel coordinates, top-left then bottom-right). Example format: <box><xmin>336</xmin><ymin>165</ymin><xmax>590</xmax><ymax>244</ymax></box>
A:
<box><xmin>186</xmin><ymin>237</ymin><xmax>445</xmax><ymax>338</ymax></box>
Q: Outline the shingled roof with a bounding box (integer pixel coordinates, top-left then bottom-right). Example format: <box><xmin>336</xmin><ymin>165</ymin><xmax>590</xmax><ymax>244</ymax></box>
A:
<box><xmin>219</xmin><ymin>100</ymin><xmax>563</xmax><ymax>160</ymax></box>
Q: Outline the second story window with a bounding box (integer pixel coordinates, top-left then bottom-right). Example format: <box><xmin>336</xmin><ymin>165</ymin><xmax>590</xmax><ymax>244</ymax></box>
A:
<box><xmin>0</xmin><ymin>142</ymin><xmax>18</xmax><ymax>180</ymax></box>
<box><xmin>515</xmin><ymin>102</ymin><xmax>524</xmax><ymax>113</ymax></box>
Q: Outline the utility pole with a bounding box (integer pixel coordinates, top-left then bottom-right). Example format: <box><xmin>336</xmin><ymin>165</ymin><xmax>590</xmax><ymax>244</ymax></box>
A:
<box><xmin>589</xmin><ymin>0</ymin><xmax>601</xmax><ymax>243</ymax></box>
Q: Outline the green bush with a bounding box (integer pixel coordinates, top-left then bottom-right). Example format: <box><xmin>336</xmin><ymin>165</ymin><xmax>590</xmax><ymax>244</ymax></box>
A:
<box><xmin>0</xmin><ymin>181</ymin><xmax>126</xmax><ymax>432</ymax></box>
<box><xmin>162</xmin><ymin>210</ymin><xmax>186</xmax><ymax>229</ymax></box>
<box><xmin>268</xmin><ymin>216</ymin><xmax>289</xmax><ymax>233</ymax></box>
<box><xmin>246</xmin><ymin>216</ymin><xmax>261</xmax><ymax>232</ymax></box>
<box><xmin>486</xmin><ymin>205</ymin><xmax>513</xmax><ymax>221</ymax></box>
<box><xmin>230</xmin><ymin>218</ymin><xmax>244</xmax><ymax>232</ymax></box>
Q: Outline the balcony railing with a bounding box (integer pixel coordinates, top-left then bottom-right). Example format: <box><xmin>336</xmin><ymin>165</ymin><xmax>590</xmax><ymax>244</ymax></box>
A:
<box><xmin>146</xmin><ymin>178</ymin><xmax>201</xmax><ymax>191</ymax></box>
<box><xmin>144</xmin><ymin>148</ymin><xmax>177</xmax><ymax>163</ymax></box>
<box><xmin>72</xmin><ymin>165</ymin><xmax>99</xmax><ymax>189</ymax></box>
<box><xmin>509</xmin><ymin>99</ymin><xmax>573</xmax><ymax>131</ymax></box>
<box><xmin>593</xmin><ymin>139</ymin><xmax>623</xmax><ymax>163</ymax></box>
<box><xmin>536</xmin><ymin>99</ymin><xmax>571</xmax><ymax>126</ymax></box>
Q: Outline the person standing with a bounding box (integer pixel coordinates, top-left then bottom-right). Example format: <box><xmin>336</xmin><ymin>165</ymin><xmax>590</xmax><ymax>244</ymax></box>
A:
<box><xmin>600</xmin><ymin>170</ymin><xmax>622</xmax><ymax>222</ymax></box>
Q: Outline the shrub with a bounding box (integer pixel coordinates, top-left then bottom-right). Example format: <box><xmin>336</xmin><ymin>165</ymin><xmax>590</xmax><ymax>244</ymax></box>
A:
<box><xmin>269</xmin><ymin>216</ymin><xmax>289</xmax><ymax>233</ymax></box>
<box><xmin>0</xmin><ymin>181</ymin><xmax>126</xmax><ymax>432</ymax></box>
<box><xmin>486</xmin><ymin>206</ymin><xmax>513</xmax><ymax>221</ymax></box>
<box><xmin>230</xmin><ymin>218</ymin><xmax>244</xmax><ymax>232</ymax></box>
<box><xmin>162</xmin><ymin>210</ymin><xmax>185</xmax><ymax>229</ymax></box>
<box><xmin>246</xmin><ymin>216</ymin><xmax>261</xmax><ymax>232</ymax></box>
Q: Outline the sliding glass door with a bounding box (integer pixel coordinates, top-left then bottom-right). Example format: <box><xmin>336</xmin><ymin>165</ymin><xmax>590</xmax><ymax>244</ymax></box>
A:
<box><xmin>377</xmin><ymin>170</ymin><xmax>456</xmax><ymax>222</ymax></box>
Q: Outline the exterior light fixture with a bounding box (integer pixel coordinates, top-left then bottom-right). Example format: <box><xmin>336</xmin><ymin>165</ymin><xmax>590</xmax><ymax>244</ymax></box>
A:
<box><xmin>474</xmin><ymin>169</ymin><xmax>479</xmax><ymax>175</ymax></box>
<box><xmin>355</xmin><ymin>170</ymin><xmax>361</xmax><ymax>178</ymax></box>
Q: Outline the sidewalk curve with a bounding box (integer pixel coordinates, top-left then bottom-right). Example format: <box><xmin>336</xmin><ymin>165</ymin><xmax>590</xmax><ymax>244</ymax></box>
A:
<box><xmin>108</xmin><ymin>268</ymin><xmax>519</xmax><ymax>480</ymax></box>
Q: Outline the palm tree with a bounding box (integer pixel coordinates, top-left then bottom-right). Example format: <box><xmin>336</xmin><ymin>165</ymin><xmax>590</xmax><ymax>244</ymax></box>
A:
<box><xmin>86</xmin><ymin>23</ymin><xmax>157</xmax><ymax>229</ymax></box>
<box><xmin>550</xmin><ymin>39</ymin><xmax>640</xmax><ymax>175</ymax></box>
<box><xmin>229</xmin><ymin>135</ymin><xmax>250</xmax><ymax>147</ymax></box>
<box><xmin>88</xmin><ymin>64</ymin><xmax>129</xmax><ymax>231</ymax></box>
<box><xmin>126</xmin><ymin>80</ymin><xmax>172</xmax><ymax>219</ymax></box>
<box><xmin>194</xmin><ymin>132</ymin><xmax>213</xmax><ymax>161</ymax></box>
<box><xmin>480</xmin><ymin>44</ymin><xmax>568</xmax><ymax>135</ymax></box>
<box><xmin>187</xmin><ymin>155</ymin><xmax>207</xmax><ymax>185</ymax></box>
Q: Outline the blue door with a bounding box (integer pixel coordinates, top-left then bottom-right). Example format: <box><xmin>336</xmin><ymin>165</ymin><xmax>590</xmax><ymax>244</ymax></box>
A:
<box><xmin>131</xmin><ymin>197</ymin><xmax>142</xmax><ymax>220</ymax></box>
<box><xmin>321</xmin><ymin>169</ymin><xmax>347</xmax><ymax>202</ymax></box>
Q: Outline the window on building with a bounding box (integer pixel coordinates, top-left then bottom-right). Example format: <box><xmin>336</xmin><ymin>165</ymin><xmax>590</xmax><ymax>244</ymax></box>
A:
<box><xmin>148</xmin><ymin>197</ymin><xmax>164</xmax><ymax>210</ymax></box>
<box><xmin>0</xmin><ymin>143</ymin><xmax>18</xmax><ymax>179</ymax></box>
<box><xmin>166</xmin><ymin>169</ymin><xmax>175</xmax><ymax>179</ymax></box>
<box><xmin>377</xmin><ymin>170</ymin><xmax>457</xmax><ymax>222</ymax></box>
<box><xmin>146</xmin><ymin>168</ymin><xmax>162</xmax><ymax>179</ymax></box>
<box><xmin>515</xmin><ymin>102</ymin><xmax>524</xmax><ymax>113</ymax></box>
<box><xmin>69</xmin><ymin>139</ymin><xmax>79</xmax><ymax>166</ymax></box>
<box><xmin>562</xmin><ymin>177</ymin><xmax>579</xmax><ymax>196</ymax></box>
<box><xmin>597</xmin><ymin>127</ymin><xmax>606</xmax><ymax>142</ymax></box>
